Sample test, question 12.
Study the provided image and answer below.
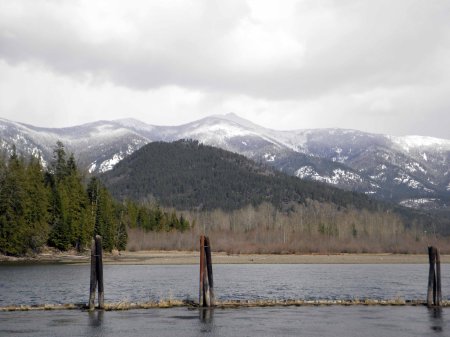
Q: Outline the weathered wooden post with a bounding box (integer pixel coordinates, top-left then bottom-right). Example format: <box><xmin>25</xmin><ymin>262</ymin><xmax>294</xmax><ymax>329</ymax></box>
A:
<box><xmin>199</xmin><ymin>235</ymin><xmax>206</xmax><ymax>306</ymax></box>
<box><xmin>205</xmin><ymin>236</ymin><xmax>215</xmax><ymax>306</ymax></box>
<box><xmin>89</xmin><ymin>239</ymin><xmax>97</xmax><ymax>311</ymax></box>
<box><xmin>95</xmin><ymin>235</ymin><xmax>104</xmax><ymax>309</ymax></box>
<box><xmin>427</xmin><ymin>246</ymin><xmax>435</xmax><ymax>306</ymax></box>
<box><xmin>199</xmin><ymin>235</ymin><xmax>215</xmax><ymax>307</ymax></box>
<box><xmin>436</xmin><ymin>247</ymin><xmax>442</xmax><ymax>307</ymax></box>
<box><xmin>89</xmin><ymin>235</ymin><xmax>105</xmax><ymax>310</ymax></box>
<box><xmin>427</xmin><ymin>246</ymin><xmax>442</xmax><ymax>307</ymax></box>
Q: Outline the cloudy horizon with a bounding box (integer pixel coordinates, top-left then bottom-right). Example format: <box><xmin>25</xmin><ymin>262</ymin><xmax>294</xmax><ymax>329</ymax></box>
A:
<box><xmin>1</xmin><ymin>0</ymin><xmax>449</xmax><ymax>138</ymax></box>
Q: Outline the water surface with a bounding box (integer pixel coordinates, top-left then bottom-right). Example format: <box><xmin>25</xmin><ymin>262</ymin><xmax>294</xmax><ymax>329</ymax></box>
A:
<box><xmin>0</xmin><ymin>264</ymin><xmax>449</xmax><ymax>306</ymax></box>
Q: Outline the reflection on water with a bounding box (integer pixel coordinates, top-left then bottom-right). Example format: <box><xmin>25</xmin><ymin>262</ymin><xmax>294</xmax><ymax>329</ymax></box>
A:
<box><xmin>429</xmin><ymin>307</ymin><xmax>443</xmax><ymax>332</ymax></box>
<box><xmin>88</xmin><ymin>310</ymin><xmax>104</xmax><ymax>328</ymax></box>
<box><xmin>199</xmin><ymin>308</ymin><xmax>215</xmax><ymax>334</ymax></box>
<box><xmin>199</xmin><ymin>308</ymin><xmax>214</xmax><ymax>322</ymax></box>
<box><xmin>0</xmin><ymin>306</ymin><xmax>448</xmax><ymax>337</ymax></box>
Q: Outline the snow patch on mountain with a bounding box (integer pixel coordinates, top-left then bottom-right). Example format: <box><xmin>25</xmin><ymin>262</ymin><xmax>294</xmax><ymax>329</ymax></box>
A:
<box><xmin>394</xmin><ymin>173</ymin><xmax>432</xmax><ymax>191</ymax></box>
<box><xmin>184</xmin><ymin>123</ymin><xmax>256</xmax><ymax>147</ymax></box>
<box><xmin>369</xmin><ymin>172</ymin><xmax>384</xmax><ymax>181</ymax></box>
<box><xmin>269</xmin><ymin>131</ymin><xmax>310</xmax><ymax>153</ymax></box>
<box><xmin>399</xmin><ymin>198</ymin><xmax>440</xmax><ymax>209</ymax></box>
<box><xmin>89</xmin><ymin>125</ymin><xmax>133</xmax><ymax>139</ymax></box>
<box><xmin>295</xmin><ymin>166</ymin><xmax>317</xmax><ymax>179</ymax></box>
<box><xmin>391</xmin><ymin>135</ymin><xmax>450</xmax><ymax>152</ymax></box>
<box><xmin>198</xmin><ymin>123</ymin><xmax>254</xmax><ymax>138</ymax></box>
<box><xmin>88</xmin><ymin>142</ymin><xmax>145</xmax><ymax>174</ymax></box>
<box><xmin>98</xmin><ymin>153</ymin><xmax>123</xmax><ymax>173</ymax></box>
<box><xmin>296</xmin><ymin>166</ymin><xmax>363</xmax><ymax>185</ymax></box>
<box><xmin>115</xmin><ymin>118</ymin><xmax>155</xmax><ymax>132</ymax></box>
<box><xmin>327</xmin><ymin>169</ymin><xmax>363</xmax><ymax>185</ymax></box>
<box><xmin>331</xmin><ymin>147</ymin><xmax>349</xmax><ymax>163</ymax></box>
<box><xmin>88</xmin><ymin>162</ymin><xmax>97</xmax><ymax>174</ymax></box>
<box><xmin>404</xmin><ymin>162</ymin><xmax>427</xmax><ymax>174</ymax></box>
<box><xmin>264</xmin><ymin>153</ymin><xmax>276</xmax><ymax>162</ymax></box>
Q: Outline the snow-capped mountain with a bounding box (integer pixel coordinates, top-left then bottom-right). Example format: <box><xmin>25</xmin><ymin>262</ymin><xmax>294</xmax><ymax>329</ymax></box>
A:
<box><xmin>1</xmin><ymin>114</ymin><xmax>449</xmax><ymax>210</ymax></box>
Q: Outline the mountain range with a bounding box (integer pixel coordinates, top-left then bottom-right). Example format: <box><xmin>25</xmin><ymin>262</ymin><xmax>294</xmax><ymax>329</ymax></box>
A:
<box><xmin>1</xmin><ymin>113</ymin><xmax>449</xmax><ymax>211</ymax></box>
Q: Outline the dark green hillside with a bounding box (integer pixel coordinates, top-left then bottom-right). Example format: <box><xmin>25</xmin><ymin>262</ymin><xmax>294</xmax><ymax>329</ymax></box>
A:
<box><xmin>101</xmin><ymin>140</ymin><xmax>385</xmax><ymax>211</ymax></box>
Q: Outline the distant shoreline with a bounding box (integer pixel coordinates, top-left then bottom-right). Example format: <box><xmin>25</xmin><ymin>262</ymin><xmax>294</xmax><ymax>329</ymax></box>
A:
<box><xmin>1</xmin><ymin>250</ymin><xmax>449</xmax><ymax>265</ymax></box>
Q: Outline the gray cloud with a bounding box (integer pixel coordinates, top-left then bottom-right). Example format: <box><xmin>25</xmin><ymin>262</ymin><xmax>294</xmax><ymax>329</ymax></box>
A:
<box><xmin>0</xmin><ymin>0</ymin><xmax>449</xmax><ymax>138</ymax></box>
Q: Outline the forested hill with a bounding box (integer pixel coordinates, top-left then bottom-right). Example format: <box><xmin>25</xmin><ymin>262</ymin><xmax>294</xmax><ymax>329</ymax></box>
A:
<box><xmin>101</xmin><ymin>140</ymin><xmax>386</xmax><ymax>212</ymax></box>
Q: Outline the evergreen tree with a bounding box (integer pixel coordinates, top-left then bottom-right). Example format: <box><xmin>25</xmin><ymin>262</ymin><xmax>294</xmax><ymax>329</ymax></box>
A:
<box><xmin>48</xmin><ymin>142</ymin><xmax>90</xmax><ymax>250</ymax></box>
<box><xmin>169</xmin><ymin>211</ymin><xmax>180</xmax><ymax>231</ymax></box>
<box><xmin>124</xmin><ymin>199</ymin><xmax>138</xmax><ymax>228</ymax></box>
<box><xmin>115</xmin><ymin>210</ymin><xmax>128</xmax><ymax>251</ymax></box>
<box><xmin>47</xmin><ymin>172</ymin><xmax>71</xmax><ymax>250</ymax></box>
<box><xmin>0</xmin><ymin>144</ymin><xmax>130</xmax><ymax>255</ymax></box>
<box><xmin>0</xmin><ymin>151</ymin><xmax>27</xmax><ymax>255</ymax></box>
<box><xmin>178</xmin><ymin>214</ymin><xmax>190</xmax><ymax>232</ymax></box>
<box><xmin>23</xmin><ymin>156</ymin><xmax>50</xmax><ymax>251</ymax></box>
<box><xmin>62</xmin><ymin>154</ymin><xmax>90</xmax><ymax>250</ymax></box>
<box><xmin>87</xmin><ymin>177</ymin><xmax>122</xmax><ymax>251</ymax></box>
<box><xmin>52</xmin><ymin>141</ymin><xmax>67</xmax><ymax>183</ymax></box>
<box><xmin>47</xmin><ymin>143</ymin><xmax>71</xmax><ymax>250</ymax></box>
<box><xmin>95</xmin><ymin>185</ymin><xmax>116</xmax><ymax>251</ymax></box>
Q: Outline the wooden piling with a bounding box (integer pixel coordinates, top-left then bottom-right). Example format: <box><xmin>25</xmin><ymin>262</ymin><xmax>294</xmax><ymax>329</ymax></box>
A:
<box><xmin>89</xmin><ymin>239</ymin><xmax>97</xmax><ymax>311</ymax></box>
<box><xmin>436</xmin><ymin>248</ymin><xmax>442</xmax><ymax>307</ymax></box>
<box><xmin>95</xmin><ymin>235</ymin><xmax>104</xmax><ymax>310</ymax></box>
<box><xmin>205</xmin><ymin>236</ymin><xmax>215</xmax><ymax>306</ymax></box>
<box><xmin>199</xmin><ymin>235</ymin><xmax>215</xmax><ymax>307</ymax></box>
<box><xmin>204</xmin><ymin>264</ymin><xmax>211</xmax><ymax>307</ymax></box>
<box><xmin>199</xmin><ymin>235</ymin><xmax>205</xmax><ymax>307</ymax></box>
<box><xmin>427</xmin><ymin>246</ymin><xmax>442</xmax><ymax>307</ymax></box>
<box><xmin>89</xmin><ymin>235</ymin><xmax>105</xmax><ymax>311</ymax></box>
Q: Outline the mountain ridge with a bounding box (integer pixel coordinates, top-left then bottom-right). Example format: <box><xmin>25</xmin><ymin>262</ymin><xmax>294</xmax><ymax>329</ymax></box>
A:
<box><xmin>1</xmin><ymin>114</ymin><xmax>449</xmax><ymax>210</ymax></box>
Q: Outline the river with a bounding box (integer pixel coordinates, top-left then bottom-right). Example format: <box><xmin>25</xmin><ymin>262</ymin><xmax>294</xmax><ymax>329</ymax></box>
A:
<box><xmin>0</xmin><ymin>263</ymin><xmax>448</xmax><ymax>336</ymax></box>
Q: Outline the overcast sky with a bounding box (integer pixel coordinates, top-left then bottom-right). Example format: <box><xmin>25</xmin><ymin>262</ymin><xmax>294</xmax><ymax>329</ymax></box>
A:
<box><xmin>0</xmin><ymin>0</ymin><xmax>449</xmax><ymax>138</ymax></box>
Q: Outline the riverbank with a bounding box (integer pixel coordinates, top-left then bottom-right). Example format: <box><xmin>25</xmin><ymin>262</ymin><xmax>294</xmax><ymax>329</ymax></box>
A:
<box><xmin>1</xmin><ymin>250</ymin><xmax>449</xmax><ymax>264</ymax></box>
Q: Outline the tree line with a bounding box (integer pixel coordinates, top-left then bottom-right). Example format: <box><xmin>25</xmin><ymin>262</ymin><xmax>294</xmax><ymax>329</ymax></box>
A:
<box><xmin>0</xmin><ymin>142</ymin><xmax>190</xmax><ymax>256</ymax></box>
<box><xmin>127</xmin><ymin>201</ymin><xmax>445</xmax><ymax>254</ymax></box>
